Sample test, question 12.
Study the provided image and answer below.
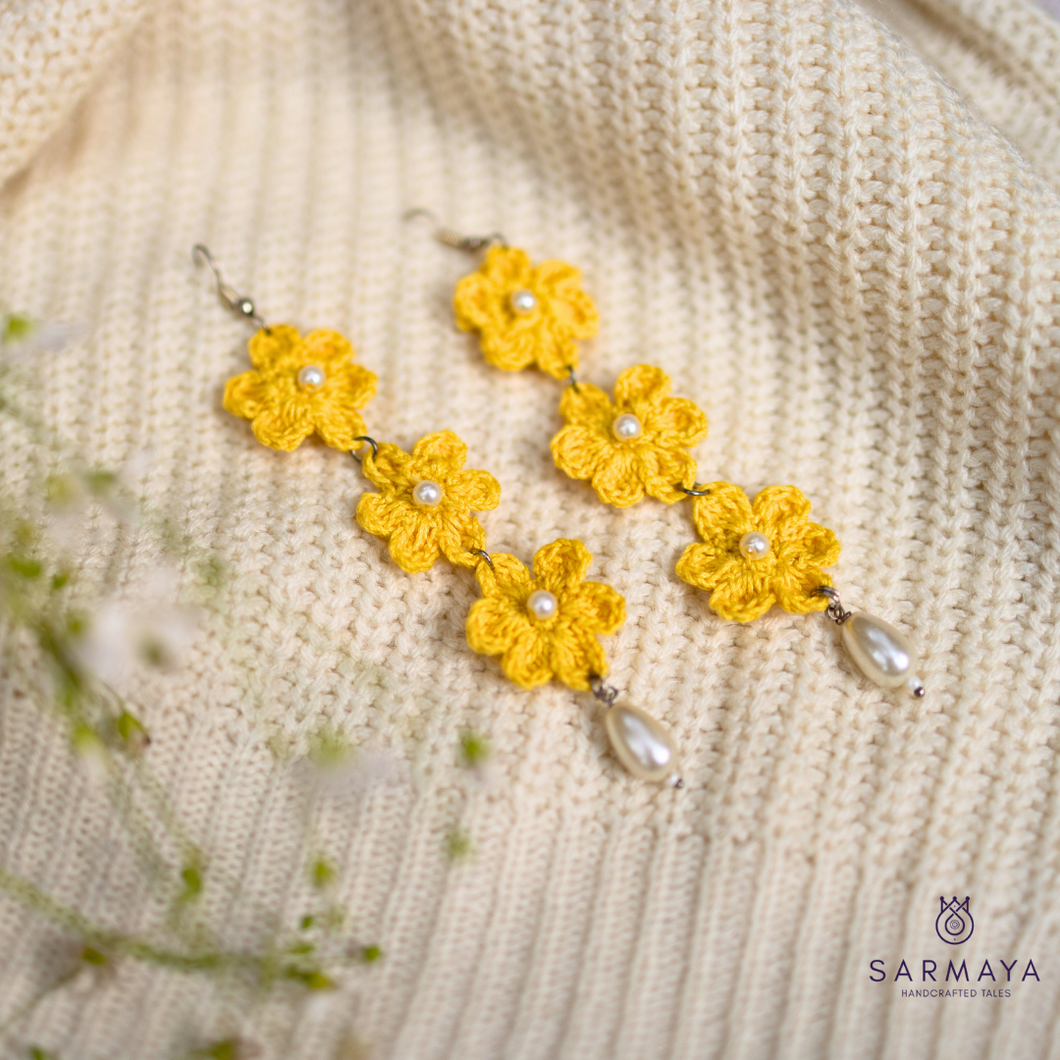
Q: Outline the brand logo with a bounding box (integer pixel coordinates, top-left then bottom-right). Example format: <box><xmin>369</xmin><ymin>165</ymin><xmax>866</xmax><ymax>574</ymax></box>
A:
<box><xmin>936</xmin><ymin>897</ymin><xmax>974</xmax><ymax>945</ymax></box>
<box><xmin>869</xmin><ymin>895</ymin><xmax>1041</xmax><ymax>997</ymax></box>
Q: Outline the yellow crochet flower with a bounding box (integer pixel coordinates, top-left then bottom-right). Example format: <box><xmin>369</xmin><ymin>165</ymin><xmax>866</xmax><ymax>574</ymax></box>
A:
<box><xmin>466</xmin><ymin>539</ymin><xmax>625</xmax><ymax>691</ymax></box>
<box><xmin>356</xmin><ymin>431</ymin><xmax>501</xmax><ymax>573</ymax></box>
<box><xmin>224</xmin><ymin>325</ymin><xmax>377</xmax><ymax>452</ymax></box>
<box><xmin>453</xmin><ymin>245</ymin><xmax>599</xmax><ymax>380</ymax></box>
<box><xmin>675</xmin><ymin>483</ymin><xmax>840</xmax><ymax>622</ymax></box>
<box><xmin>550</xmin><ymin>364</ymin><xmax>708</xmax><ymax>507</ymax></box>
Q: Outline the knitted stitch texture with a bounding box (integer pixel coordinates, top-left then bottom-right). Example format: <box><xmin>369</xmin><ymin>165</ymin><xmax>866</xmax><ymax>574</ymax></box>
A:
<box><xmin>1</xmin><ymin>0</ymin><xmax>1060</xmax><ymax>1058</ymax></box>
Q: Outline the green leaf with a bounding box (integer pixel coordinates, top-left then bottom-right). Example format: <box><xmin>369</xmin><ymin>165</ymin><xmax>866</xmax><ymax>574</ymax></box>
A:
<box><xmin>81</xmin><ymin>946</ymin><xmax>107</xmax><ymax>965</ymax></box>
<box><xmin>3</xmin><ymin>313</ymin><xmax>34</xmax><ymax>342</ymax></box>
<box><xmin>459</xmin><ymin>729</ymin><xmax>490</xmax><ymax>767</ymax></box>
<box><xmin>179</xmin><ymin>865</ymin><xmax>202</xmax><ymax>901</ymax></box>
<box><xmin>283</xmin><ymin>967</ymin><xmax>333</xmax><ymax>990</ymax></box>
<box><xmin>445</xmin><ymin>828</ymin><xmax>472</xmax><ymax>861</ymax></box>
<box><xmin>311</xmin><ymin>858</ymin><xmax>336</xmax><ymax>889</ymax></box>
<box><xmin>6</xmin><ymin>555</ymin><xmax>42</xmax><ymax>579</ymax></box>
<box><xmin>117</xmin><ymin>712</ymin><xmax>146</xmax><ymax>737</ymax></box>
<box><xmin>84</xmin><ymin>469</ymin><xmax>117</xmax><ymax>496</ymax></box>
<box><xmin>361</xmin><ymin>945</ymin><xmax>383</xmax><ymax>963</ymax></box>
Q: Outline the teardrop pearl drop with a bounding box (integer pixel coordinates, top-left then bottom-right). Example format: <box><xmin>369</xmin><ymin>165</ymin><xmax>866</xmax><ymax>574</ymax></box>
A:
<box><xmin>603</xmin><ymin>702</ymin><xmax>680</xmax><ymax>783</ymax></box>
<box><xmin>840</xmin><ymin>612</ymin><xmax>921</xmax><ymax>693</ymax></box>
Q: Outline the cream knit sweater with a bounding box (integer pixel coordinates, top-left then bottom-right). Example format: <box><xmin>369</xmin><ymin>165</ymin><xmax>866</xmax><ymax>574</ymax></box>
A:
<box><xmin>2</xmin><ymin>0</ymin><xmax>1060</xmax><ymax>1057</ymax></box>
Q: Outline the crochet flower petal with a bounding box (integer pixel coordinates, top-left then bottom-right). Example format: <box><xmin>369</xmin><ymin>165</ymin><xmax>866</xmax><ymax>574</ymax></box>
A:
<box><xmin>675</xmin><ymin>543</ymin><xmax>740</xmax><ymax>593</ymax></box>
<box><xmin>550</xmin><ymin>424</ymin><xmax>610</xmax><ymax>481</ymax></box>
<box><xmin>300</xmin><ymin>329</ymin><xmax>355</xmax><ymax>371</ymax></box>
<box><xmin>533</xmin><ymin>538</ymin><xmax>593</xmax><ymax>592</ymax></box>
<box><xmin>591</xmin><ymin>448</ymin><xmax>646</xmax><ymax>508</ymax></box>
<box><xmin>248</xmin><ymin>325</ymin><xmax>301</xmax><ymax>371</ymax></box>
<box><xmin>635</xmin><ymin>445</ymin><xmax>697</xmax><ymax>504</ymax></box>
<box><xmin>453</xmin><ymin>272</ymin><xmax>496</xmax><ymax>333</ymax></box>
<box><xmin>562</xmin><ymin>288</ymin><xmax>600</xmax><ymax>341</ymax></box>
<box><xmin>482</xmin><ymin>245</ymin><xmax>533</xmax><ymax>289</ymax></box>
<box><xmin>534</xmin><ymin>327</ymin><xmax>579</xmax><ymax>380</ymax></box>
<box><xmin>412</xmin><ymin>429</ymin><xmax>468</xmax><ymax>469</ymax></box>
<box><xmin>466</xmin><ymin>596</ymin><xmax>532</xmax><ymax>656</ymax></box>
<box><xmin>566</xmin><ymin>580</ymin><xmax>626</xmax><ymax>635</ymax></box>
<box><xmin>475</xmin><ymin>552</ymin><xmax>533</xmax><ymax>599</ymax></box>
<box><xmin>773</xmin><ymin>565</ymin><xmax>833</xmax><ymax>615</ymax></box>
<box><xmin>558</xmin><ymin>381</ymin><xmax>613</xmax><ymax>430</ymax></box>
<box><xmin>362</xmin><ymin>443</ymin><xmax>414</xmax><ymax>491</ymax></box>
<box><xmin>708</xmin><ymin>574</ymin><xmax>777</xmax><ymax>622</ymax></box>
<box><xmin>752</xmin><ymin>485</ymin><xmax>812</xmax><ymax>529</ymax></box>
<box><xmin>549</xmin><ymin>622</ymin><xmax>608</xmax><ymax>690</ymax></box>
<box><xmin>647</xmin><ymin>396</ymin><xmax>709</xmax><ymax>449</ymax></box>
<box><xmin>387</xmin><ymin>518</ymin><xmax>441</xmax><ymax>573</ymax></box>
<box><xmin>615</xmin><ymin>364</ymin><xmax>671</xmax><ymax>411</ymax></box>
<box><xmin>437</xmin><ymin>518</ymin><xmax>487</xmax><ymax>568</ymax></box>
<box><xmin>480</xmin><ymin>325</ymin><xmax>537</xmax><ymax>372</ymax></box>
<box><xmin>223</xmin><ymin>370</ymin><xmax>271</xmax><ymax>420</ymax></box>
<box><xmin>323</xmin><ymin>361</ymin><xmax>377</xmax><ymax>413</ymax></box>
<box><xmin>500</xmin><ymin>627</ymin><xmax>554</xmax><ymax>689</ymax></box>
<box><xmin>792</xmin><ymin>522</ymin><xmax>841</xmax><ymax>569</ymax></box>
<box><xmin>531</xmin><ymin>259</ymin><xmax>581</xmax><ymax>296</ymax></box>
<box><xmin>249</xmin><ymin>406</ymin><xmax>315</xmax><ymax>451</ymax></box>
<box><xmin>690</xmin><ymin>483</ymin><xmax>755</xmax><ymax>548</ymax></box>
<box><xmin>313</xmin><ymin>409</ymin><xmax>368</xmax><ymax>451</ymax></box>
<box><xmin>450</xmin><ymin>468</ymin><xmax>501</xmax><ymax>512</ymax></box>
<box><xmin>531</xmin><ymin>260</ymin><xmax>600</xmax><ymax>340</ymax></box>
<box><xmin>355</xmin><ymin>491</ymin><xmax>403</xmax><ymax>539</ymax></box>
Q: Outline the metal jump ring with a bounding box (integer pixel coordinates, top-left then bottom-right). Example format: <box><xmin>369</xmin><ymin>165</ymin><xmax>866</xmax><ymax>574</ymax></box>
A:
<box><xmin>813</xmin><ymin>585</ymin><xmax>853</xmax><ymax>624</ymax></box>
<box><xmin>676</xmin><ymin>483</ymin><xmax>711</xmax><ymax>497</ymax></box>
<box><xmin>351</xmin><ymin>436</ymin><xmax>379</xmax><ymax>464</ymax></box>
<box><xmin>588</xmin><ymin>674</ymin><xmax>619</xmax><ymax>706</ymax></box>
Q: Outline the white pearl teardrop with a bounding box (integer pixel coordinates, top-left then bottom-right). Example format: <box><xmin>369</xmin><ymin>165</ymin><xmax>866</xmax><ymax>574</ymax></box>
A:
<box><xmin>604</xmin><ymin>702</ymin><xmax>681</xmax><ymax>784</ymax></box>
<box><xmin>841</xmin><ymin>612</ymin><xmax>921</xmax><ymax>693</ymax></box>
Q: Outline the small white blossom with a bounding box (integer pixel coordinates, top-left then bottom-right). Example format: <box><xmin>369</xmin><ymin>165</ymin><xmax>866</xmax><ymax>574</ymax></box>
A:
<box><xmin>1</xmin><ymin>317</ymin><xmax>85</xmax><ymax>362</ymax></box>
<box><xmin>72</xmin><ymin>568</ymin><xmax>199</xmax><ymax>692</ymax></box>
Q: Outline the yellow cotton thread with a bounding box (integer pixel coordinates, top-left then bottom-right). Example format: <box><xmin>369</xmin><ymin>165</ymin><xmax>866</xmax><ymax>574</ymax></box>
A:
<box><xmin>223</xmin><ymin>325</ymin><xmax>377</xmax><ymax>452</ymax></box>
<box><xmin>551</xmin><ymin>363</ymin><xmax>708</xmax><ymax>507</ymax></box>
<box><xmin>355</xmin><ymin>430</ymin><xmax>500</xmax><ymax>573</ymax></box>
<box><xmin>453</xmin><ymin>245</ymin><xmax>599</xmax><ymax>380</ymax></box>
<box><xmin>466</xmin><ymin>538</ymin><xmax>625</xmax><ymax>690</ymax></box>
<box><xmin>675</xmin><ymin>483</ymin><xmax>840</xmax><ymax>622</ymax></box>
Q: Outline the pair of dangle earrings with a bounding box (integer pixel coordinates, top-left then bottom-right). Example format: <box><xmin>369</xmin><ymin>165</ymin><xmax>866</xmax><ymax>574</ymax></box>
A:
<box><xmin>195</xmin><ymin>224</ymin><xmax>924</xmax><ymax>788</ymax></box>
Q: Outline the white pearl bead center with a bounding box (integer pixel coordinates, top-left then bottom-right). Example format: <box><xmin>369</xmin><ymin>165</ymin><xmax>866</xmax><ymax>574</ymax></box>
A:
<box><xmin>412</xmin><ymin>480</ymin><xmax>443</xmax><ymax>507</ymax></box>
<box><xmin>612</xmin><ymin>413</ymin><xmax>643</xmax><ymax>441</ymax></box>
<box><xmin>297</xmin><ymin>364</ymin><xmax>327</xmax><ymax>390</ymax></box>
<box><xmin>510</xmin><ymin>289</ymin><xmax>537</xmax><ymax>315</ymax></box>
<box><xmin>739</xmin><ymin>531</ymin><xmax>771</xmax><ymax>561</ymax></box>
<box><xmin>527</xmin><ymin>589</ymin><xmax>559</xmax><ymax>621</ymax></box>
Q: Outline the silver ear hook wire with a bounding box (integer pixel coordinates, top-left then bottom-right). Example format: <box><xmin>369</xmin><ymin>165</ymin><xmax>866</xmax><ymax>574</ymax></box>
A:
<box><xmin>193</xmin><ymin>244</ymin><xmax>269</xmax><ymax>331</ymax></box>
<box><xmin>403</xmin><ymin>209</ymin><xmax>507</xmax><ymax>252</ymax></box>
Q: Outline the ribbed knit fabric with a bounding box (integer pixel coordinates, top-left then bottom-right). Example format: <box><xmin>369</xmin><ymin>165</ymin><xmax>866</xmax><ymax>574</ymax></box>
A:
<box><xmin>1</xmin><ymin>1</ymin><xmax>1059</xmax><ymax>1057</ymax></box>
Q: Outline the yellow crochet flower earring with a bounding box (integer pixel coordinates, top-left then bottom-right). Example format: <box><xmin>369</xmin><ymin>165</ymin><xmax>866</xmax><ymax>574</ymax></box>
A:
<box><xmin>420</xmin><ymin>222</ymin><xmax>927</xmax><ymax>701</ymax></box>
<box><xmin>452</xmin><ymin>241</ymin><xmax>599</xmax><ymax>380</ymax></box>
<box><xmin>195</xmin><ymin>245</ymin><xmax>681</xmax><ymax>786</ymax></box>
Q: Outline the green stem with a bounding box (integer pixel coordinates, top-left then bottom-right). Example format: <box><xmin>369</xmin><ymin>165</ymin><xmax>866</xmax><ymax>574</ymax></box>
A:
<box><xmin>0</xmin><ymin>865</ymin><xmax>263</xmax><ymax>975</ymax></box>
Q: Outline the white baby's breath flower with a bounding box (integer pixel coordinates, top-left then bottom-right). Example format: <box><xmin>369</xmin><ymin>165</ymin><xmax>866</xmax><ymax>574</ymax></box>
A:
<box><xmin>0</xmin><ymin>315</ymin><xmax>86</xmax><ymax>362</ymax></box>
<box><xmin>72</xmin><ymin>568</ymin><xmax>200</xmax><ymax>693</ymax></box>
<box><xmin>296</xmin><ymin>748</ymin><xmax>406</xmax><ymax>804</ymax></box>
